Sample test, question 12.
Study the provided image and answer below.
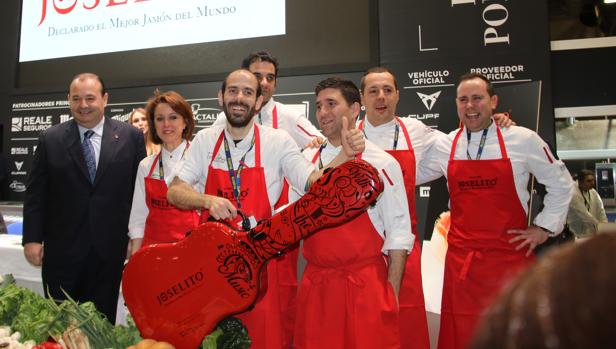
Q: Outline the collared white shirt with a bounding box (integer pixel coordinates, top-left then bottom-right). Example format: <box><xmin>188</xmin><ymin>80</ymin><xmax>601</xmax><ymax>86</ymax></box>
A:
<box><xmin>128</xmin><ymin>140</ymin><xmax>189</xmax><ymax>239</ymax></box>
<box><xmin>213</xmin><ymin>98</ymin><xmax>323</xmax><ymax>148</ymax></box>
<box><xmin>291</xmin><ymin>141</ymin><xmax>413</xmax><ymax>254</ymax></box>
<box><xmin>77</xmin><ymin>117</ymin><xmax>105</xmax><ymax>167</ymax></box>
<box><xmin>417</xmin><ymin>122</ymin><xmax>574</xmax><ymax>233</ymax></box>
<box><xmin>173</xmin><ymin>123</ymin><xmax>315</xmax><ymax>213</ymax></box>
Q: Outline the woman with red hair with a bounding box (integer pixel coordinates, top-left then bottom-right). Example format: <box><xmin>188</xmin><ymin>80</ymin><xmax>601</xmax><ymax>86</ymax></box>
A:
<box><xmin>128</xmin><ymin>90</ymin><xmax>198</xmax><ymax>254</ymax></box>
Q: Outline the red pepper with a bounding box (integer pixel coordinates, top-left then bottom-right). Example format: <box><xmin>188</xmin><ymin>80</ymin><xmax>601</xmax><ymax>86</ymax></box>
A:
<box><xmin>38</xmin><ymin>342</ymin><xmax>63</xmax><ymax>349</ymax></box>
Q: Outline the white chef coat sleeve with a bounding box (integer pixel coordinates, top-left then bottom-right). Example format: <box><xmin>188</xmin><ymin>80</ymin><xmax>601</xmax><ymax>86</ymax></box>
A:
<box><xmin>128</xmin><ymin>156</ymin><xmax>153</xmax><ymax>240</ymax></box>
<box><xmin>174</xmin><ymin>130</ymin><xmax>210</xmax><ymax>191</ymax></box>
<box><xmin>290</xmin><ymin>111</ymin><xmax>324</xmax><ymax>148</ymax></box>
<box><xmin>526</xmin><ymin>132</ymin><xmax>574</xmax><ymax>233</ymax></box>
<box><xmin>278</xmin><ymin>131</ymin><xmax>316</xmax><ymax>195</ymax></box>
<box><xmin>377</xmin><ymin>157</ymin><xmax>414</xmax><ymax>253</ymax></box>
<box><xmin>416</xmin><ymin>131</ymin><xmax>451</xmax><ymax>185</ymax></box>
<box><xmin>287</xmin><ymin>148</ymin><xmax>316</xmax><ymax>205</ymax></box>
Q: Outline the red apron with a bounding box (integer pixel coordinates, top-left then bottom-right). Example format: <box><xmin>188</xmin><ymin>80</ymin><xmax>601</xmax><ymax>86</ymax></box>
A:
<box><xmin>202</xmin><ymin>126</ymin><xmax>290</xmax><ymax>349</ymax></box>
<box><xmin>142</xmin><ymin>148</ymin><xmax>199</xmax><ymax>247</ymax></box>
<box><xmin>360</xmin><ymin>118</ymin><xmax>430</xmax><ymax>349</ymax></box>
<box><xmin>293</xmin><ymin>150</ymin><xmax>400</xmax><ymax>349</ymax></box>
<box><xmin>267</xmin><ymin>105</ymin><xmax>300</xmax><ymax>342</ymax></box>
<box><xmin>437</xmin><ymin>126</ymin><xmax>533</xmax><ymax>349</ymax></box>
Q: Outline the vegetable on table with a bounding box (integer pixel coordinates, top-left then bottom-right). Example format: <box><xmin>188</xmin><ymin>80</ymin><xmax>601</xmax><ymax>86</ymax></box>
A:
<box><xmin>2</xmin><ymin>275</ymin><xmax>251</xmax><ymax>349</ymax></box>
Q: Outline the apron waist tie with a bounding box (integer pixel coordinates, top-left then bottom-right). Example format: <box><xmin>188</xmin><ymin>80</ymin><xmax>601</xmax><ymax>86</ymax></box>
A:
<box><xmin>459</xmin><ymin>250</ymin><xmax>483</xmax><ymax>281</ymax></box>
<box><xmin>307</xmin><ymin>255</ymin><xmax>384</xmax><ymax>288</ymax></box>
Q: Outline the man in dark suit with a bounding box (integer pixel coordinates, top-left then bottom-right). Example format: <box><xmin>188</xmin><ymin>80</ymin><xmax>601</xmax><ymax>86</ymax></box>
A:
<box><xmin>23</xmin><ymin>73</ymin><xmax>146</xmax><ymax>322</ymax></box>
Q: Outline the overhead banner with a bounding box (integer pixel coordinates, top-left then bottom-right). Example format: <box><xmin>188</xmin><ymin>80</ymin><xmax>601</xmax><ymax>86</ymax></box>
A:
<box><xmin>378</xmin><ymin>0</ymin><xmax>553</xmax><ymax>239</ymax></box>
<box><xmin>20</xmin><ymin>0</ymin><xmax>285</xmax><ymax>62</ymax></box>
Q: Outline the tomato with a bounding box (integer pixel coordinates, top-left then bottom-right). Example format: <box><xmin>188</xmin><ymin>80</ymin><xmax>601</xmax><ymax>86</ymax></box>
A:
<box><xmin>38</xmin><ymin>342</ymin><xmax>63</xmax><ymax>349</ymax></box>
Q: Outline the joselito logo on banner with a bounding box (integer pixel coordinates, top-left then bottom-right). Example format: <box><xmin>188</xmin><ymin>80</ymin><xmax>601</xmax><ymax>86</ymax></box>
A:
<box><xmin>36</xmin><ymin>0</ymin><xmax>151</xmax><ymax>26</ymax></box>
<box><xmin>416</xmin><ymin>91</ymin><xmax>442</xmax><ymax>111</ymax></box>
<box><xmin>10</xmin><ymin>116</ymin><xmax>53</xmax><ymax>132</ymax></box>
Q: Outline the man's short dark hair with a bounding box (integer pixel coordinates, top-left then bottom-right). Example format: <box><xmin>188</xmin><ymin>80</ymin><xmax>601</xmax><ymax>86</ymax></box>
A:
<box><xmin>241</xmin><ymin>51</ymin><xmax>279</xmax><ymax>78</ymax></box>
<box><xmin>315</xmin><ymin>77</ymin><xmax>361</xmax><ymax>107</ymax></box>
<box><xmin>360</xmin><ymin>66</ymin><xmax>399</xmax><ymax>92</ymax></box>
<box><xmin>220</xmin><ymin>69</ymin><xmax>262</xmax><ymax>98</ymax></box>
<box><xmin>69</xmin><ymin>72</ymin><xmax>106</xmax><ymax>96</ymax></box>
<box><xmin>458</xmin><ymin>72</ymin><xmax>495</xmax><ymax>96</ymax></box>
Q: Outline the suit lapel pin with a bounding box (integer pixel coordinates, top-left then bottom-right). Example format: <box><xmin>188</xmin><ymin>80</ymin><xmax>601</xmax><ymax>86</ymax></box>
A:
<box><xmin>114</xmin><ymin>134</ymin><xmax>119</xmax><ymax>139</ymax></box>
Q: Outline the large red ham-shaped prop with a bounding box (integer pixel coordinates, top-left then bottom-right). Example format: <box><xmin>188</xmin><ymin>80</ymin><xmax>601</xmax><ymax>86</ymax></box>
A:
<box><xmin>122</xmin><ymin>159</ymin><xmax>384</xmax><ymax>349</ymax></box>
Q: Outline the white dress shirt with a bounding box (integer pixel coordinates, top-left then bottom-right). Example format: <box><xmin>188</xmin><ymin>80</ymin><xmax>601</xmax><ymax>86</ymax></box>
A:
<box><xmin>291</xmin><ymin>141</ymin><xmax>414</xmax><ymax>254</ymax></box>
<box><xmin>213</xmin><ymin>98</ymin><xmax>323</xmax><ymax>148</ymax></box>
<box><xmin>128</xmin><ymin>140</ymin><xmax>189</xmax><ymax>240</ymax></box>
<box><xmin>417</xmin><ymin>122</ymin><xmax>574</xmax><ymax>234</ymax></box>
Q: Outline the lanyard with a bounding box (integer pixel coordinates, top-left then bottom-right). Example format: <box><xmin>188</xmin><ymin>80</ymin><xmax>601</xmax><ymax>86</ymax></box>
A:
<box><xmin>317</xmin><ymin>141</ymin><xmax>328</xmax><ymax>170</ymax></box>
<box><xmin>157</xmin><ymin>142</ymin><xmax>189</xmax><ymax>179</ymax></box>
<box><xmin>223</xmin><ymin>134</ymin><xmax>255</xmax><ymax>208</ymax></box>
<box><xmin>360</xmin><ymin>119</ymin><xmax>400</xmax><ymax>150</ymax></box>
<box><xmin>466</xmin><ymin>128</ymin><xmax>489</xmax><ymax>160</ymax></box>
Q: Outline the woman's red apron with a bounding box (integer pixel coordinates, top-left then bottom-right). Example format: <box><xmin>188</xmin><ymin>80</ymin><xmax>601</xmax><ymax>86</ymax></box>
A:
<box><xmin>142</xmin><ymin>148</ymin><xmax>199</xmax><ymax>247</ymax></box>
<box><xmin>292</xmin><ymin>150</ymin><xmax>400</xmax><ymax>349</ymax></box>
<box><xmin>201</xmin><ymin>126</ymin><xmax>290</xmax><ymax>349</ymax></box>
<box><xmin>360</xmin><ymin>118</ymin><xmax>430</xmax><ymax>349</ymax></box>
<box><xmin>437</xmin><ymin>126</ymin><xmax>533</xmax><ymax>349</ymax></box>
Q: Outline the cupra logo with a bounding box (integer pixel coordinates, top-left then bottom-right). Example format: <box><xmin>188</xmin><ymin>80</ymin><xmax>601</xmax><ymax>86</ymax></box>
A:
<box><xmin>416</xmin><ymin>91</ymin><xmax>442</xmax><ymax>111</ymax></box>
